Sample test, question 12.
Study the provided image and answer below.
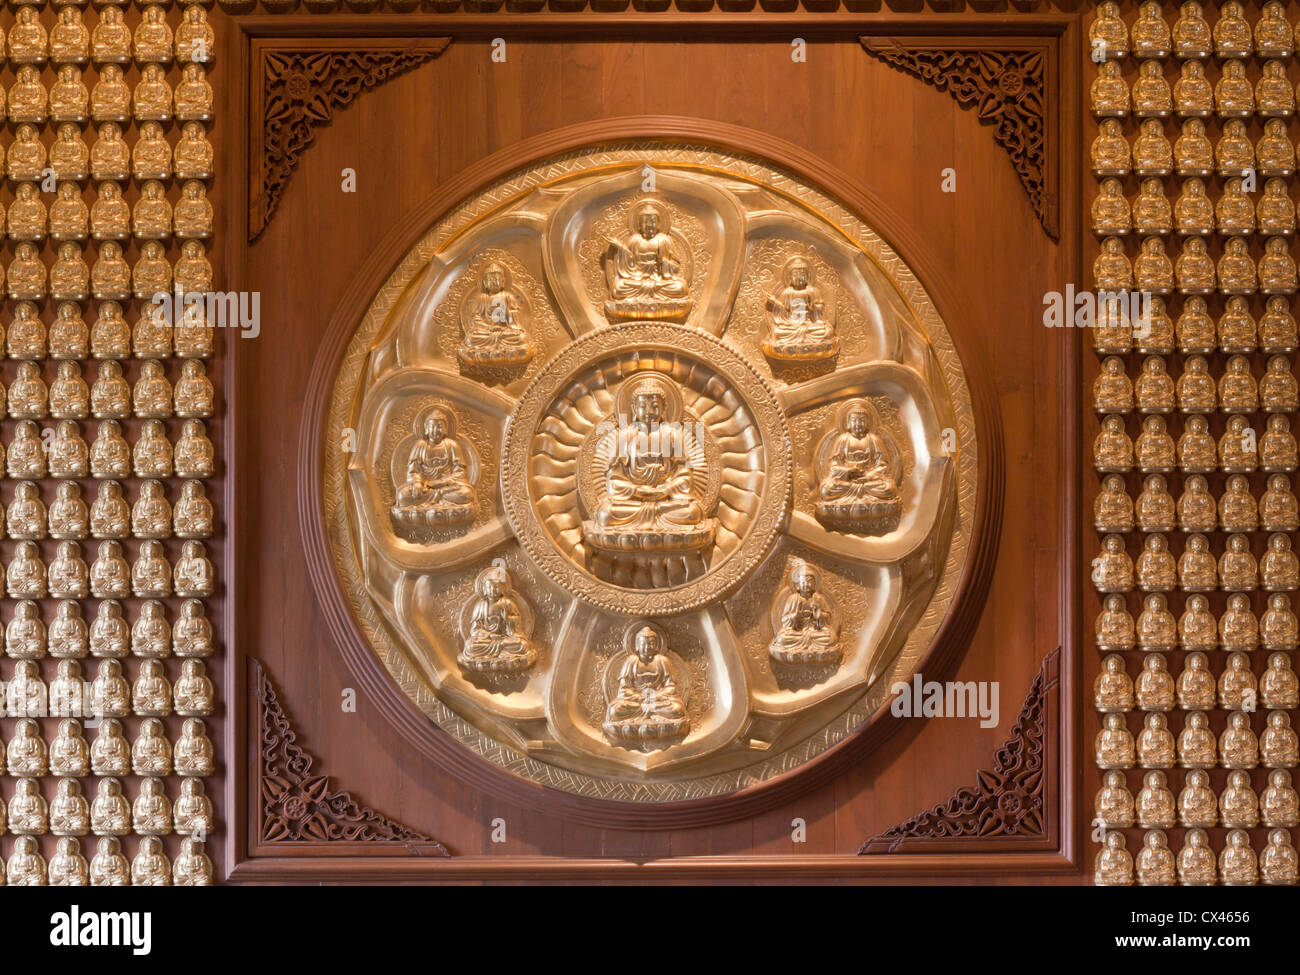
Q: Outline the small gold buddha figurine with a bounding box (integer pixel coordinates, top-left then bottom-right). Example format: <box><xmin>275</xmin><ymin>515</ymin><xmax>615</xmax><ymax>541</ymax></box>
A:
<box><xmin>131</xmin><ymin>600</ymin><xmax>171</xmax><ymax>658</ymax></box>
<box><xmin>1136</xmin><ymin>474</ymin><xmax>1175</xmax><ymax>532</ymax></box>
<box><xmin>1175</xmin><ymin>235</ymin><xmax>1215</xmax><ymax>292</ymax></box>
<box><xmin>175</xmin><ymin>599</ymin><xmax>214</xmax><ymax>658</ymax></box>
<box><xmin>7</xmin><ymin>539</ymin><xmax>48</xmax><ymax>598</ymax></box>
<box><xmin>8</xmin><ymin>7</ymin><xmax>47</xmax><ymax>65</ymax></box>
<box><xmin>89</xmin><ymin>539</ymin><xmax>130</xmax><ymax>597</ymax></box>
<box><xmin>49</xmin><ymin>422</ymin><xmax>89</xmax><ymax>479</ymax></box>
<box><xmin>1257</xmin><ymin>1</ymin><xmax>1294</xmax><ymax>57</ymax></box>
<box><xmin>1132</xmin><ymin>60</ymin><xmax>1172</xmax><ymax>117</ymax></box>
<box><xmin>1263</xmin><ymin>651</ymin><xmax>1299</xmax><ymax>708</ymax></box>
<box><xmin>90</xmin><ymin>360</ymin><xmax>130</xmax><ymax>418</ymax></box>
<box><xmin>1263</xmin><ymin>354</ymin><xmax>1300</xmax><ymax>411</ymax></box>
<box><xmin>1097</xmin><ymin>593</ymin><xmax>1136</xmax><ymax>651</ymax></box>
<box><xmin>1091</xmin><ymin>118</ymin><xmax>1132</xmax><ymax>177</ymax></box>
<box><xmin>1263</xmin><ymin>415</ymin><xmax>1299</xmax><ymax>471</ymax></box>
<box><xmin>173</xmin><ymin>180</ymin><xmax>213</xmax><ymax>238</ymax></box>
<box><xmin>49</xmin><ymin>481</ymin><xmax>88</xmax><ymax>542</ymax></box>
<box><xmin>1092</xmin><ymin>1</ymin><xmax>1129</xmax><ymax>59</ymax></box>
<box><xmin>1175</xmin><ymin>118</ymin><xmax>1213</xmax><ymax>176</ymax></box>
<box><xmin>48</xmin><ymin>539</ymin><xmax>89</xmax><ymax>596</ymax></box>
<box><xmin>1262</xmin><ymin>829</ymin><xmax>1299</xmax><ymax>885</ymax></box>
<box><xmin>50</xmin><ymin>65</ymin><xmax>89</xmax><ymax>123</ymax></box>
<box><xmin>1094</xmin><ymin>533</ymin><xmax>1135</xmax><ymax>591</ymax></box>
<box><xmin>1095</xmin><ymin>654</ymin><xmax>1134</xmax><ymax>712</ymax></box>
<box><xmin>131</xmin><ymin>777</ymin><xmax>172</xmax><ymax>837</ymax></box>
<box><xmin>177</xmin><ymin>7</ymin><xmax>215</xmax><ymax>64</ymax></box>
<box><xmin>52</xmin><ymin>240</ymin><xmax>90</xmax><ymax>301</ymax></box>
<box><xmin>1219</xmin><ymin>533</ymin><xmax>1259</xmax><ymax>590</ymax></box>
<box><xmin>174</xmin><ymin>360</ymin><xmax>214</xmax><ymax>418</ymax></box>
<box><xmin>1177</xmin><ymin>650</ymin><xmax>1216</xmax><ymax>707</ymax></box>
<box><xmin>1264</xmin><ymin>594</ymin><xmax>1300</xmax><ymax>653</ymax></box>
<box><xmin>174</xmin><ymin>63</ymin><xmax>213</xmax><ymax>122</ymax></box>
<box><xmin>1135</xmin><ymin>830</ymin><xmax>1176</xmax><ymax>886</ymax></box>
<box><xmin>175</xmin><ymin>539</ymin><xmax>214</xmax><ymax>597</ymax></box>
<box><xmin>1179</xmin><ymin>768</ymin><xmax>1217</xmax><ymax>826</ymax></box>
<box><xmin>1221</xmin><ymin>710</ymin><xmax>1260</xmax><ymax>768</ymax></box>
<box><xmin>136</xmin><ymin>418</ymin><xmax>175</xmax><ymax>477</ymax></box>
<box><xmin>51</xmin><ymin>779</ymin><xmax>89</xmax><ymax>836</ymax></box>
<box><xmin>91</xmin><ymin>63</ymin><xmax>130</xmax><ymax>122</ymax></box>
<box><xmin>131</xmin><ymin>480</ymin><xmax>170</xmax><ymax>539</ymax></box>
<box><xmin>1132</xmin><ymin>178</ymin><xmax>1171</xmax><ymax>236</ymax></box>
<box><xmin>175</xmin><ymin>778</ymin><xmax>214</xmax><ymax>836</ymax></box>
<box><xmin>50</xmin><ymin>123</ymin><xmax>89</xmax><ymax>183</ymax></box>
<box><xmin>1264</xmin><ymin>769</ymin><xmax>1300</xmax><ymax>826</ymax></box>
<box><xmin>132</xmin><ymin>717</ymin><xmax>172</xmax><ymax>777</ymax></box>
<box><xmin>7</xmin><ymin>419</ymin><xmax>46</xmax><ymax>480</ymax></box>
<box><xmin>1222</xmin><ymin>591</ymin><xmax>1261</xmax><ymax>651</ymax></box>
<box><xmin>49</xmin><ymin>715</ymin><xmax>89</xmax><ymax>773</ymax></box>
<box><xmin>1136</xmin><ymin>118</ymin><xmax>1176</xmax><ymax>176</ymax></box>
<box><xmin>5</xmin><ymin>836</ymin><xmax>47</xmax><ymax>886</ymax></box>
<box><xmin>174</xmin><ymin>122</ymin><xmax>212</xmax><ymax>180</ymax></box>
<box><xmin>7</xmin><ymin>124</ymin><xmax>46</xmax><ymax>182</ymax></box>
<box><xmin>1091</xmin><ymin>60</ymin><xmax>1129</xmax><ymax>117</ymax></box>
<box><xmin>8</xmin><ymin>182</ymin><xmax>45</xmax><ymax>242</ymax></box>
<box><xmin>1215</xmin><ymin>177</ymin><xmax>1253</xmax><ymax>235</ymax></box>
<box><xmin>90</xmin><ymin>122</ymin><xmax>129</xmax><ymax>181</ymax></box>
<box><xmin>1094</xmin><ymin>475</ymin><xmax>1133</xmax><ymax>533</ymax></box>
<box><xmin>1220</xmin><ymin>829</ymin><xmax>1258</xmax><ymax>886</ymax></box>
<box><xmin>1173</xmin><ymin>1</ymin><xmax>1211</xmax><ymax>58</ymax></box>
<box><xmin>90</xmin><ymin>718</ymin><xmax>130</xmax><ymax>774</ymax></box>
<box><xmin>91</xmin><ymin>781</ymin><xmax>130</xmax><ymax>838</ymax></box>
<box><xmin>176</xmin><ymin>239</ymin><xmax>212</xmax><ymax>293</ymax></box>
<box><xmin>133</xmin><ymin>239</ymin><xmax>172</xmax><ymax>298</ymax></box>
<box><xmin>8</xmin><ymin>360</ymin><xmax>47</xmax><ymax>418</ymax></box>
<box><xmin>1131</xmin><ymin>0</ymin><xmax>1169</xmax><ymax>58</ymax></box>
<box><xmin>1179</xmin><ymin>710</ymin><xmax>1218</xmax><ymax>767</ymax></box>
<box><xmin>1138</xmin><ymin>587</ymin><xmax>1180</xmax><ymax>650</ymax></box>
<box><xmin>50</xmin><ymin>303</ymin><xmax>88</xmax><ymax>361</ymax></box>
<box><xmin>1260</xmin><ymin>119</ymin><xmax>1299</xmax><ymax>178</ymax></box>
<box><xmin>1219</xmin><ymin>119</ymin><xmax>1257</xmax><ymax>177</ymax></box>
<box><xmin>1093</xmin><ymin>357</ymin><xmax>1132</xmax><ymax>413</ymax></box>
<box><xmin>1177</xmin><ymin>533</ymin><xmax>1216</xmax><ymax>590</ymax></box>
<box><xmin>90</xmin><ymin>602</ymin><xmax>129</xmax><ymax>659</ymax></box>
<box><xmin>1132</xmin><ymin>356</ymin><xmax>1171</xmax><ymax>412</ymax></box>
<box><xmin>1093</xmin><ymin>237</ymin><xmax>1132</xmax><ymax>291</ymax></box>
<box><xmin>1263</xmin><ymin>532</ymin><xmax>1300</xmax><ymax>590</ymax></box>
<box><xmin>1135</xmin><ymin>415</ymin><xmax>1174</xmax><ymax>471</ymax></box>
<box><xmin>6</xmin><ymin>598</ymin><xmax>46</xmax><ymax>656</ymax></box>
<box><xmin>1177</xmin><ymin>177</ymin><xmax>1217</xmax><ymax>236</ymax></box>
<box><xmin>173</xmin><ymin>837</ymin><xmax>212</xmax><ymax>886</ymax></box>
<box><xmin>1217</xmin><ymin>354</ymin><xmax>1258</xmax><ymax>413</ymax></box>
<box><xmin>50</xmin><ymin>183</ymin><xmax>88</xmax><ymax>242</ymax></box>
<box><xmin>1214</xmin><ymin>0</ymin><xmax>1253</xmax><ymax>58</ymax></box>
<box><xmin>91</xmin><ymin>240</ymin><xmax>130</xmax><ymax>300</ymax></box>
<box><xmin>175</xmin><ymin>718</ymin><xmax>214</xmax><ymax>776</ymax></box>
<box><xmin>1173</xmin><ymin>59</ymin><xmax>1213</xmax><ymax>117</ymax></box>
<box><xmin>1215</xmin><ymin>482</ymin><xmax>1256</xmax><ymax>545</ymax></box>
<box><xmin>133</xmin><ymin>62</ymin><xmax>171</xmax><ymax>122</ymax></box>
<box><xmin>132</xmin><ymin>538</ymin><xmax>172</xmax><ymax>597</ymax></box>
<box><xmin>92</xmin><ymin>6</ymin><xmax>130</xmax><ymax>65</ymax></box>
<box><xmin>1175</xmin><ymin>354</ymin><xmax>1215</xmax><ymax>411</ymax></box>
<box><xmin>1176</xmin><ymin>431</ymin><xmax>1212</xmax><ymax>483</ymax></box>
<box><xmin>130</xmin><ymin>179</ymin><xmax>171</xmax><ymax>239</ymax></box>
<box><xmin>133</xmin><ymin>5</ymin><xmax>173</xmax><ymax>63</ymax></box>
<box><xmin>1263</xmin><ymin>709</ymin><xmax>1300</xmax><ymax>766</ymax></box>
<box><xmin>1215</xmin><ymin>58</ymin><xmax>1254</xmax><ymax>117</ymax></box>
<box><xmin>89</xmin><ymin>181</ymin><xmax>129</xmax><ymax>242</ymax></box>
<box><xmin>1094</xmin><ymin>831</ymin><xmax>1135</xmax><ymax>886</ymax></box>
<box><xmin>1136</xmin><ymin>653</ymin><xmax>1175</xmax><ymax>711</ymax></box>
<box><xmin>1178</xmin><ymin>597</ymin><xmax>1216</xmax><ymax>652</ymax></box>
<box><xmin>49</xmin><ymin>599</ymin><xmax>88</xmax><ymax>658</ymax></box>
<box><xmin>51</xmin><ymin>6</ymin><xmax>90</xmax><ymax>65</ymax></box>
<box><xmin>1092</xmin><ymin>178</ymin><xmax>1131</xmax><ymax>238</ymax></box>
<box><xmin>6</xmin><ymin>481</ymin><xmax>45</xmax><ymax>541</ymax></box>
<box><xmin>8</xmin><ymin>241</ymin><xmax>46</xmax><ymax>300</ymax></box>
<box><xmin>1259</xmin><ymin>181</ymin><xmax>1298</xmax><ymax>239</ymax></box>
<box><xmin>1217</xmin><ymin>236</ymin><xmax>1257</xmax><ymax>293</ymax></box>
<box><xmin>1218</xmin><ymin>296</ymin><xmax>1257</xmax><ymax>353</ymax></box>
<box><xmin>90</xmin><ymin>300</ymin><xmax>130</xmax><ymax>360</ymax></box>
<box><xmin>1258</xmin><ymin>60</ymin><xmax>1296</xmax><ymax>118</ymax></box>
<box><xmin>174</xmin><ymin>659</ymin><xmax>213</xmax><ymax>716</ymax></box>
<box><xmin>1138</xmin><ymin>711</ymin><xmax>1176</xmax><ymax>768</ymax></box>
<box><xmin>1097</xmin><ymin>711</ymin><xmax>1136</xmax><ymax>769</ymax></box>
<box><xmin>131</xmin><ymin>836</ymin><xmax>171</xmax><ymax>887</ymax></box>
<box><xmin>1134</xmin><ymin>236</ymin><xmax>1173</xmax><ymax>293</ymax></box>
<box><xmin>1137</xmin><ymin>771</ymin><xmax>1176</xmax><ymax>829</ymax></box>
<box><xmin>7</xmin><ymin>717</ymin><xmax>47</xmax><ymax>773</ymax></box>
<box><xmin>132</xmin><ymin>301</ymin><xmax>172</xmax><ymax>359</ymax></box>
<box><xmin>131</xmin><ymin>658</ymin><xmax>172</xmax><ymax>716</ymax></box>
<box><xmin>132</xmin><ymin>359</ymin><xmax>172</xmax><ymax>418</ymax></box>
<box><xmin>1219</xmin><ymin>650</ymin><xmax>1259</xmax><ymax>710</ymax></box>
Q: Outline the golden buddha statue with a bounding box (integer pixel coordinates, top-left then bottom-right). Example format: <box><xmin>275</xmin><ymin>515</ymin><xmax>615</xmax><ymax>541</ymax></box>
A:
<box><xmin>1091</xmin><ymin>118</ymin><xmax>1131</xmax><ymax>176</ymax></box>
<box><xmin>7</xmin><ymin>240</ymin><xmax>45</xmax><ymax>300</ymax></box>
<box><xmin>1214</xmin><ymin>0</ymin><xmax>1252</xmax><ymax>57</ymax></box>
<box><xmin>174</xmin><ymin>419</ymin><xmax>212</xmax><ymax>477</ymax></box>
<box><xmin>1091</xmin><ymin>60</ymin><xmax>1129</xmax><ymax>117</ymax></box>
<box><xmin>1218</xmin><ymin>354</ymin><xmax>1258</xmax><ymax>413</ymax></box>
<box><xmin>130</xmin><ymin>657</ymin><xmax>171</xmax><ymax>715</ymax></box>
<box><xmin>47</xmin><ymin>538</ymin><xmax>88</xmax><ymax>598</ymax></box>
<box><xmin>1219</xmin><ymin>473</ymin><xmax>1258</xmax><ymax>532</ymax></box>
<box><xmin>1134</xmin><ymin>236</ymin><xmax>1173</xmax><ymax>292</ymax></box>
<box><xmin>1262</xmin><ymin>829</ymin><xmax>1299</xmax><ymax>885</ymax></box>
<box><xmin>50</xmin><ymin>65</ymin><xmax>88</xmax><ymax>123</ymax></box>
<box><xmin>1263</xmin><ymin>414</ymin><xmax>1299</xmax><ymax>470</ymax></box>
<box><xmin>1137</xmin><ymin>772</ymin><xmax>1176</xmax><ymax>831</ymax></box>
<box><xmin>1173</xmin><ymin>59</ymin><xmax>1212</xmax><ymax>117</ymax></box>
<box><xmin>8</xmin><ymin>360</ymin><xmax>47</xmax><ymax>419</ymax></box>
<box><xmin>1221</xmin><ymin>710</ymin><xmax>1260</xmax><ymax>768</ymax></box>
<box><xmin>1258</xmin><ymin>179</ymin><xmax>1297</xmax><ymax>237</ymax></box>
<box><xmin>812</xmin><ymin>397</ymin><xmax>901</xmax><ymax>535</ymax></box>
<box><xmin>7</xmin><ymin>717</ymin><xmax>47</xmax><ymax>775</ymax></box>
<box><xmin>1263</xmin><ymin>770</ymin><xmax>1300</xmax><ymax>827</ymax></box>
<box><xmin>90</xmin><ymin>180</ymin><xmax>129</xmax><ymax>240</ymax></box>
<box><xmin>174</xmin><ymin>122</ymin><xmax>212</xmax><ymax>180</ymax></box>
<box><xmin>90</xmin><ymin>601</ymin><xmax>129</xmax><ymax>658</ymax></box>
<box><xmin>174</xmin><ymin>539</ymin><xmax>213</xmax><ymax>597</ymax></box>
<box><xmin>8</xmin><ymin>181</ymin><xmax>45</xmax><ymax>241</ymax></box>
<box><xmin>133</xmin><ymin>5</ymin><xmax>173</xmax><ymax>63</ymax></box>
<box><xmin>132</xmin><ymin>359</ymin><xmax>172</xmax><ymax>418</ymax></box>
<box><xmin>1178</xmin><ymin>710</ymin><xmax>1217</xmax><ymax>767</ymax></box>
<box><xmin>90</xmin><ymin>300</ymin><xmax>130</xmax><ymax>360</ymax></box>
<box><xmin>1257</xmin><ymin>59</ymin><xmax>1295</xmax><ymax>117</ymax></box>
<box><xmin>133</xmin><ymin>62</ymin><xmax>171</xmax><ymax>121</ymax></box>
<box><xmin>1136</xmin><ymin>653</ymin><xmax>1174</xmax><ymax>711</ymax></box>
<box><xmin>132</xmin><ymin>119</ymin><xmax>171</xmax><ymax>177</ymax></box>
<box><xmin>50</xmin><ymin>779</ymin><xmax>89</xmax><ymax>837</ymax></box>
<box><xmin>1215</xmin><ymin>58</ymin><xmax>1253</xmax><ymax>117</ymax></box>
<box><xmin>391</xmin><ymin>405</ymin><xmax>477</xmax><ymax>527</ymax></box>
<box><xmin>1174</xmin><ymin>354</ymin><xmax>1214</xmax><ymax>411</ymax></box>
<box><xmin>174</xmin><ymin>360</ymin><xmax>214</xmax><ymax>418</ymax></box>
<box><xmin>1095</xmin><ymin>769</ymin><xmax>1134</xmax><ymax>828</ymax></box>
<box><xmin>1217</xmin><ymin>235</ymin><xmax>1257</xmax><ymax>293</ymax></box>
<box><xmin>1134</xmin><ymin>118</ymin><xmax>1174</xmax><ymax>176</ymax></box>
<box><xmin>1174</xmin><ymin>176</ymin><xmax>1213</xmax><ymax>235</ymax></box>
<box><xmin>7</xmin><ymin>124</ymin><xmax>46</xmax><ymax>182</ymax></box>
<box><xmin>1136</xmin><ymin>414</ymin><xmax>1174</xmax><ymax>471</ymax></box>
<box><xmin>1177</xmin><ymin>595</ymin><xmax>1214</xmax><ymax>651</ymax></box>
<box><xmin>174</xmin><ymin>599</ymin><xmax>214</xmax><ymax>658</ymax></box>
<box><xmin>1263</xmin><ymin>652</ymin><xmax>1299</xmax><ymax>708</ymax></box>
<box><xmin>1174</xmin><ymin>235</ymin><xmax>1214</xmax><ymax>292</ymax></box>
<box><xmin>1096</xmin><ymin>592</ymin><xmax>1135</xmax><ymax>651</ymax></box>
<box><xmin>175</xmin><ymin>62</ymin><xmax>214</xmax><ymax>121</ymax></box>
<box><xmin>1177</xmin><ymin>650</ymin><xmax>1216</xmax><ymax>707</ymax></box>
<box><xmin>90</xmin><ymin>539</ymin><xmax>130</xmax><ymax>597</ymax></box>
<box><xmin>51</xmin><ymin>7</ymin><xmax>90</xmax><ymax>65</ymax></box>
<box><xmin>1095</xmin><ymin>416</ymin><xmax>1133</xmax><ymax>473</ymax></box>
<box><xmin>1094</xmin><ymin>831</ymin><xmax>1134</xmax><ymax>886</ymax></box>
<box><xmin>1262</xmin><ymin>710</ymin><xmax>1300</xmax><ymax>767</ymax></box>
<box><xmin>1172</xmin><ymin>118</ymin><xmax>1211</xmax><ymax>176</ymax></box>
<box><xmin>1132</xmin><ymin>60</ymin><xmax>1171</xmax><ymax>117</ymax></box>
<box><xmin>1137</xmin><ymin>533</ymin><xmax>1175</xmax><ymax>591</ymax></box>
<box><xmin>1172</xmin><ymin>1</ymin><xmax>1211</xmax><ymax>58</ymax></box>
<box><xmin>131</xmin><ymin>836</ymin><xmax>171</xmax><ymax>887</ymax></box>
<box><xmin>1264</xmin><ymin>592</ymin><xmax>1300</xmax><ymax>652</ymax></box>
<box><xmin>50</xmin><ymin>182</ymin><xmax>89</xmax><ymax>241</ymax></box>
<box><xmin>90</xmin><ymin>718</ymin><xmax>130</xmax><ymax>774</ymax></box>
<box><xmin>1179</xmin><ymin>768</ymin><xmax>1217</xmax><ymax>826</ymax></box>
<box><xmin>50</xmin><ymin>302</ymin><xmax>88</xmax><ymax>361</ymax></box>
<box><xmin>1217</xmin><ymin>118</ymin><xmax>1256</xmax><ymax>177</ymax></box>
<box><xmin>1093</xmin><ymin>356</ymin><xmax>1131</xmax><ymax>414</ymax></box>
<box><xmin>6</xmin><ymin>481</ymin><xmax>45</xmax><ymax>541</ymax></box>
<box><xmin>603</xmin><ymin>624</ymin><xmax>689</xmax><ymax>744</ymax></box>
<box><xmin>1093</xmin><ymin>236</ymin><xmax>1132</xmax><ymax>291</ymax></box>
<box><xmin>1262</xmin><ymin>532</ymin><xmax>1300</xmax><ymax>590</ymax></box>
<box><xmin>1218</xmin><ymin>295</ymin><xmax>1258</xmax><ymax>352</ymax></box>
<box><xmin>131</xmin><ymin>479</ymin><xmax>170</xmax><ymax>538</ymax></box>
<box><xmin>49</xmin><ymin>714</ymin><xmax>88</xmax><ymax>773</ymax></box>
<box><xmin>91</xmin><ymin>240</ymin><xmax>130</xmax><ymax>300</ymax></box>
<box><xmin>1094</xmin><ymin>475</ymin><xmax>1132</xmax><ymax>533</ymax></box>
<box><xmin>175</xmin><ymin>779</ymin><xmax>214</xmax><ymax>837</ymax></box>
<box><xmin>1219</xmin><ymin>650</ymin><xmax>1258</xmax><ymax>710</ymax></box>
<box><xmin>1131</xmin><ymin>178</ymin><xmax>1170</xmax><ymax>235</ymax></box>
<box><xmin>131</xmin><ymin>777</ymin><xmax>172</xmax><ymax>836</ymax></box>
<box><xmin>1221</xmin><ymin>829</ymin><xmax>1258</xmax><ymax>886</ymax></box>
<box><xmin>1259</xmin><ymin>118</ymin><xmax>1298</xmax><ymax>177</ymax></box>
<box><xmin>1256</xmin><ymin>1</ymin><xmax>1293</xmax><ymax>56</ymax></box>
<box><xmin>1219</xmin><ymin>532</ymin><xmax>1259</xmax><ymax>590</ymax></box>
<box><xmin>91</xmin><ymin>360</ymin><xmax>130</xmax><ymax>418</ymax></box>
<box><xmin>51</xmin><ymin>240</ymin><xmax>90</xmax><ymax>300</ymax></box>
<box><xmin>7</xmin><ymin>419</ymin><xmax>46</xmax><ymax>479</ymax></box>
<box><xmin>1263</xmin><ymin>354</ymin><xmax>1300</xmax><ymax>410</ymax></box>
<box><xmin>177</xmin><ymin>6</ymin><xmax>215</xmax><ymax>64</ymax></box>
<box><xmin>174</xmin><ymin>480</ymin><xmax>214</xmax><ymax>538</ymax></box>
<box><xmin>174</xmin><ymin>718</ymin><xmax>213</xmax><ymax>776</ymax></box>
<box><xmin>1091</xmin><ymin>1</ymin><xmax>1129</xmax><ymax>59</ymax></box>
<box><xmin>132</xmin><ymin>718</ymin><xmax>172</xmax><ymax>776</ymax></box>
<box><xmin>601</xmin><ymin>199</ymin><xmax>691</xmax><ymax>322</ymax></box>
<box><xmin>457</xmin><ymin>561</ymin><xmax>538</xmax><ymax>674</ymax></box>
<box><xmin>131</xmin><ymin>179</ymin><xmax>171</xmax><ymax>238</ymax></box>
<box><xmin>131</xmin><ymin>538</ymin><xmax>171</xmax><ymax>597</ymax></box>
<box><xmin>1135</xmin><ymin>473</ymin><xmax>1173</xmax><ymax>531</ymax></box>
<box><xmin>1215</xmin><ymin>177</ymin><xmax>1253</xmax><ymax>235</ymax></box>
<box><xmin>91</xmin><ymin>63</ymin><xmax>130</xmax><ymax>122</ymax></box>
<box><xmin>49</xmin><ymin>483</ymin><xmax>88</xmax><ymax>542</ymax></box>
<box><xmin>173</xmin><ymin>838</ymin><xmax>213</xmax><ymax>886</ymax></box>
<box><xmin>132</xmin><ymin>599</ymin><xmax>171</xmax><ymax>658</ymax></box>
<box><xmin>174</xmin><ymin>180</ymin><xmax>213</xmax><ymax>238</ymax></box>
<box><xmin>92</xmin><ymin>6</ymin><xmax>131</xmax><ymax>65</ymax></box>
<box><xmin>762</xmin><ymin>255</ymin><xmax>838</xmax><ymax>361</ymax></box>
<box><xmin>8</xmin><ymin>6</ymin><xmax>46</xmax><ymax>64</ymax></box>
<box><xmin>174</xmin><ymin>660</ymin><xmax>214</xmax><ymax>716</ymax></box>
<box><xmin>90</xmin><ymin>122</ymin><xmax>130</xmax><ymax>181</ymax></box>
<box><xmin>7</xmin><ymin>299</ymin><xmax>45</xmax><ymax>358</ymax></box>
<box><xmin>1135</xmin><ymin>830</ymin><xmax>1175</xmax><ymax>886</ymax></box>
<box><xmin>1221</xmin><ymin>591</ymin><xmax>1260</xmax><ymax>651</ymax></box>
<box><xmin>1176</xmin><ymin>532</ymin><xmax>1216</xmax><ymax>590</ymax></box>
<box><xmin>1136</xmin><ymin>592</ymin><xmax>1176</xmax><ymax>650</ymax></box>
<box><xmin>5</xmin><ymin>597</ymin><xmax>45</xmax><ymax>657</ymax></box>
<box><xmin>1137</xmin><ymin>712</ymin><xmax>1175</xmax><ymax>768</ymax></box>
<box><xmin>134</xmin><ymin>238</ymin><xmax>173</xmax><ymax>297</ymax></box>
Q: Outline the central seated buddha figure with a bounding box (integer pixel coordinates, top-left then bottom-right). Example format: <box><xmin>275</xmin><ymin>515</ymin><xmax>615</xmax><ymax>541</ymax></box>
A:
<box><xmin>815</xmin><ymin>399</ymin><xmax>904</xmax><ymax>535</ymax></box>
<box><xmin>601</xmin><ymin>199</ymin><xmax>692</xmax><ymax>322</ymax></box>
<box><xmin>390</xmin><ymin>405</ymin><xmax>476</xmax><ymax>527</ymax></box>
<box><xmin>582</xmin><ymin>373</ymin><xmax>716</xmax><ymax>555</ymax></box>
<box><xmin>762</xmin><ymin>256</ymin><xmax>839</xmax><ymax>362</ymax></box>
<box><xmin>603</xmin><ymin>624</ymin><xmax>689</xmax><ymax>744</ymax></box>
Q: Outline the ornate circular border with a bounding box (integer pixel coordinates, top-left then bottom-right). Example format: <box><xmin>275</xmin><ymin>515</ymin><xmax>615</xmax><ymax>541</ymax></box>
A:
<box><xmin>501</xmin><ymin>322</ymin><xmax>792</xmax><ymax>616</ymax></box>
<box><xmin>300</xmin><ymin>119</ymin><xmax>1003</xmax><ymax>824</ymax></box>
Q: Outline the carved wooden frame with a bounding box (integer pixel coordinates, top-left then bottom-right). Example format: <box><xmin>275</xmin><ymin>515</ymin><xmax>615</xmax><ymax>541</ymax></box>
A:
<box><xmin>221</xmin><ymin>8</ymin><xmax>1085</xmax><ymax>882</ymax></box>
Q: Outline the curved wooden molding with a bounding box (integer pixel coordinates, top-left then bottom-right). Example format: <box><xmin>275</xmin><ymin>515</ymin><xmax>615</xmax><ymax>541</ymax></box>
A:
<box><xmin>254</xmin><ymin>659</ymin><xmax>449</xmax><ymax>852</ymax></box>
<box><xmin>860</xmin><ymin>646</ymin><xmax>1059</xmax><ymax>854</ymax></box>
<box><xmin>860</xmin><ymin>36</ymin><xmax>1058</xmax><ymax>240</ymax></box>
<box><xmin>249</xmin><ymin>36</ymin><xmax>451</xmax><ymax>240</ymax></box>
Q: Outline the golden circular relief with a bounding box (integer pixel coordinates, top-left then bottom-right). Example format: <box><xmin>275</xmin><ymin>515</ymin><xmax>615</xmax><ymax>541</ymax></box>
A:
<box><xmin>324</xmin><ymin>143</ymin><xmax>978</xmax><ymax>800</ymax></box>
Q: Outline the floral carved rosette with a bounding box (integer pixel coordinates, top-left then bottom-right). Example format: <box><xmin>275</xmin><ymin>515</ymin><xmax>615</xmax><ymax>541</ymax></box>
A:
<box><xmin>323</xmin><ymin>144</ymin><xmax>978</xmax><ymax>800</ymax></box>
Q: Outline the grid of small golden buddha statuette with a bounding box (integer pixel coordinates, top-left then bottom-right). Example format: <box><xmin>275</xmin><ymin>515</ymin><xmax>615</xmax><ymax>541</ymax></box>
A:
<box><xmin>1089</xmin><ymin>0</ymin><xmax>1300</xmax><ymax>886</ymax></box>
<box><xmin>0</xmin><ymin>0</ymin><xmax>217</xmax><ymax>886</ymax></box>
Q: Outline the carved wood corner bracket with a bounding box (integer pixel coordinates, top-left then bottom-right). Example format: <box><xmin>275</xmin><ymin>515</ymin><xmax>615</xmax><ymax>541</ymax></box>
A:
<box><xmin>859</xmin><ymin>35</ymin><xmax>1058</xmax><ymax>240</ymax></box>
<box><xmin>249</xmin><ymin>36</ymin><xmax>452</xmax><ymax>241</ymax></box>
<box><xmin>253</xmin><ymin>659</ymin><xmax>450</xmax><ymax>853</ymax></box>
<box><xmin>859</xmin><ymin>645</ymin><xmax>1060</xmax><ymax>855</ymax></box>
